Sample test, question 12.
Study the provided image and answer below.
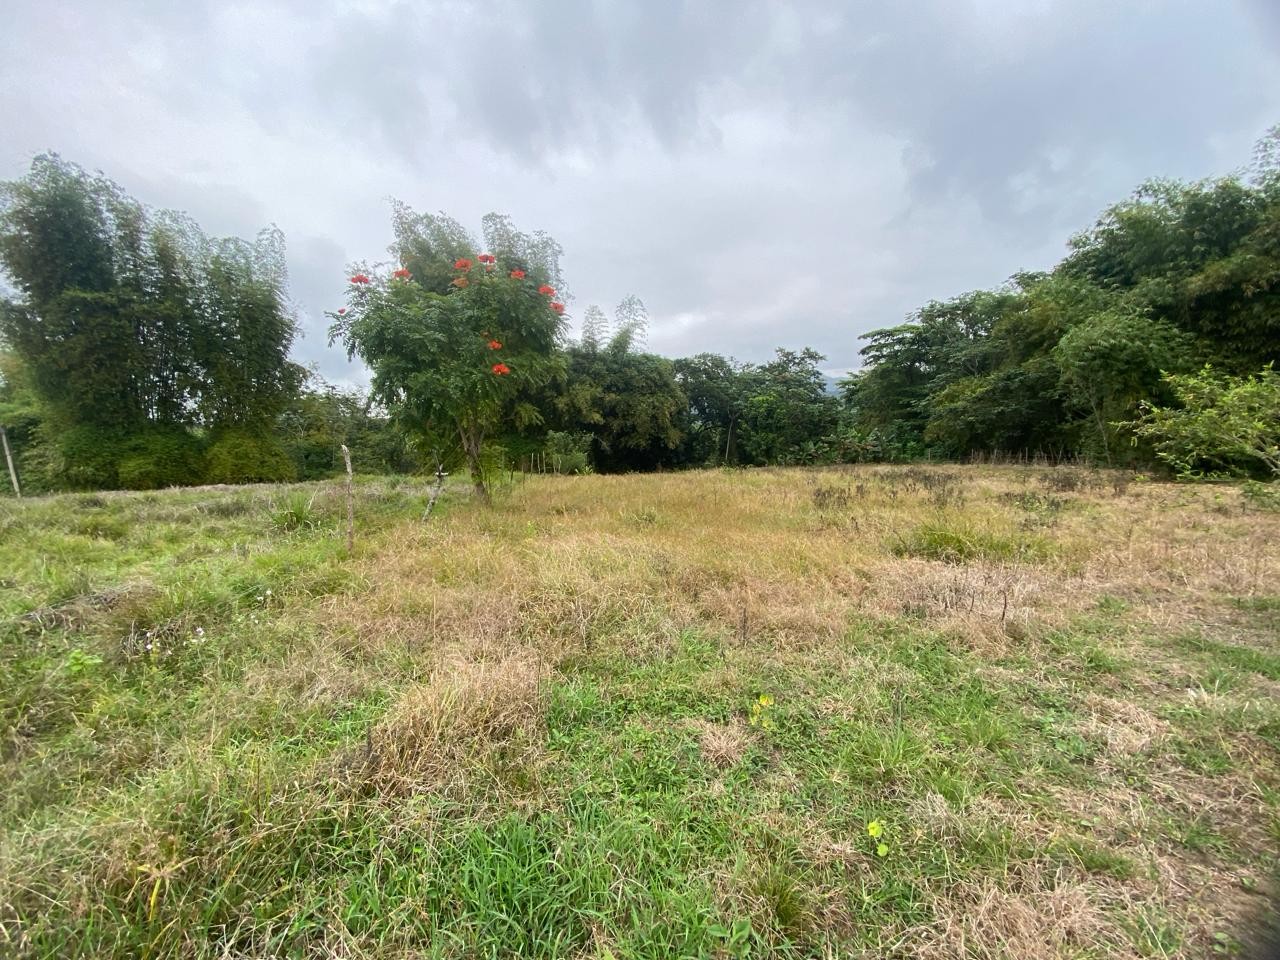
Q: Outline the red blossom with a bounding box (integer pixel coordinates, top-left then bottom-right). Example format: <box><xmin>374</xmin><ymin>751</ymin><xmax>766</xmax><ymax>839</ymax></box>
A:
<box><xmin>392</xmin><ymin>268</ymin><xmax>412</xmax><ymax>280</ymax></box>
<box><xmin>477</xmin><ymin>253</ymin><xmax>496</xmax><ymax>263</ymax></box>
<box><xmin>337</xmin><ymin>307</ymin><xmax>347</xmax><ymax>315</ymax></box>
<box><xmin>488</xmin><ymin>339</ymin><xmax>502</xmax><ymax>349</ymax></box>
<box><xmin>451</xmin><ymin>277</ymin><xmax>470</xmax><ymax>288</ymax></box>
<box><xmin>537</xmin><ymin>284</ymin><xmax>555</xmax><ymax>296</ymax></box>
<box><xmin>454</xmin><ymin>258</ymin><xmax>473</xmax><ymax>271</ymax></box>
<box><xmin>509</xmin><ymin>269</ymin><xmax>526</xmax><ymax>279</ymax></box>
<box><xmin>491</xmin><ymin>362</ymin><xmax>511</xmax><ymax>375</ymax></box>
<box><xmin>349</xmin><ymin>273</ymin><xmax>371</xmax><ymax>284</ymax></box>
<box><xmin>551</xmin><ymin>301</ymin><xmax>565</xmax><ymax>315</ymax></box>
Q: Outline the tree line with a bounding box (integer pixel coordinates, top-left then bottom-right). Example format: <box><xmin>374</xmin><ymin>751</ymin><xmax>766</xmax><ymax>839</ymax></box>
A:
<box><xmin>845</xmin><ymin>133</ymin><xmax>1280</xmax><ymax>469</ymax></box>
<box><xmin>2</xmin><ymin>137</ymin><xmax>1278</xmax><ymax>495</ymax></box>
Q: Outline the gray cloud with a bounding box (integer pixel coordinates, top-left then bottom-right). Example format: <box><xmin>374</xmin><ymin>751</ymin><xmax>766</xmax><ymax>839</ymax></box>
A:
<box><xmin>2</xmin><ymin>0</ymin><xmax>1277</xmax><ymax>386</ymax></box>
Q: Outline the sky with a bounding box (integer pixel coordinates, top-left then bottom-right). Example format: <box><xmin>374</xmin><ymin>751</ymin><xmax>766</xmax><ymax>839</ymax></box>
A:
<box><xmin>2</xmin><ymin>0</ymin><xmax>1278</xmax><ymax>387</ymax></box>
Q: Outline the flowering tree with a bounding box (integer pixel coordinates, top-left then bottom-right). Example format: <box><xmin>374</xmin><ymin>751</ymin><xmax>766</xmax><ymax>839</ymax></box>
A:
<box><xmin>329</xmin><ymin>214</ymin><xmax>566</xmax><ymax>501</ymax></box>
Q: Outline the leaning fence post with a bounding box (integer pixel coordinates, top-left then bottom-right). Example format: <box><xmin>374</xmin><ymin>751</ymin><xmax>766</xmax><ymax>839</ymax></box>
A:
<box><xmin>340</xmin><ymin>444</ymin><xmax>354</xmax><ymax>553</ymax></box>
<box><xmin>1</xmin><ymin>426</ymin><xmax>19</xmax><ymax>498</ymax></box>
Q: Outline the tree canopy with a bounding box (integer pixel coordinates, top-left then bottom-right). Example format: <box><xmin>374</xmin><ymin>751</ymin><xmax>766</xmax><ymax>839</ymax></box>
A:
<box><xmin>0</xmin><ymin>154</ymin><xmax>300</xmax><ymax>489</ymax></box>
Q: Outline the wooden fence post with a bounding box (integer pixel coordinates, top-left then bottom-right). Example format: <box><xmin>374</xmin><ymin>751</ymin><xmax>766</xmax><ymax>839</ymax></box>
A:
<box><xmin>340</xmin><ymin>444</ymin><xmax>354</xmax><ymax>553</ymax></box>
<box><xmin>1</xmin><ymin>426</ymin><xmax>20</xmax><ymax>498</ymax></box>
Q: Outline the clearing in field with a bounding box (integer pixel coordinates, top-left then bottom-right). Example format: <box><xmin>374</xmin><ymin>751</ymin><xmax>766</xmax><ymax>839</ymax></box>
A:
<box><xmin>2</xmin><ymin>466</ymin><xmax>1278</xmax><ymax>958</ymax></box>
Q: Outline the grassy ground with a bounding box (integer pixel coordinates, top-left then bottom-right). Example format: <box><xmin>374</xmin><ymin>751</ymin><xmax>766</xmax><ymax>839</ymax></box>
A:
<box><xmin>2</xmin><ymin>466</ymin><xmax>1278</xmax><ymax>958</ymax></box>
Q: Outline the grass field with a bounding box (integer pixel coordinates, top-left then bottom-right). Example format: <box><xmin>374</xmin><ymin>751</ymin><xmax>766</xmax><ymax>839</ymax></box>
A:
<box><xmin>2</xmin><ymin>466</ymin><xmax>1278</xmax><ymax>958</ymax></box>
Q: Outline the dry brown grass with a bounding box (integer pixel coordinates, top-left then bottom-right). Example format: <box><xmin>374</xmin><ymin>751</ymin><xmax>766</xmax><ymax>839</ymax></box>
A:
<box><xmin>688</xmin><ymin>718</ymin><xmax>752</xmax><ymax>769</ymax></box>
<box><xmin>360</xmin><ymin>652</ymin><xmax>547</xmax><ymax>796</ymax></box>
<box><xmin>290</xmin><ymin>466</ymin><xmax>1279</xmax><ymax>953</ymax></box>
<box><xmin>907</xmin><ymin>867</ymin><xmax>1127</xmax><ymax>960</ymax></box>
<box><xmin>286</xmin><ymin>467</ymin><xmax>1278</xmax><ymax>942</ymax></box>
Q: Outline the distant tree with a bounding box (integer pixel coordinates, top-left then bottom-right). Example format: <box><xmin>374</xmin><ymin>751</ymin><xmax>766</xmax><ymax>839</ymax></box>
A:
<box><xmin>331</xmin><ymin>210</ymin><xmax>565</xmax><ymax>500</ymax></box>
<box><xmin>739</xmin><ymin>348</ymin><xmax>838</xmax><ymax>464</ymax></box>
<box><xmin>848</xmin><ymin>289</ymin><xmax>1020</xmax><ymax>456</ymax></box>
<box><xmin>0</xmin><ymin>344</ymin><xmax>45</xmax><ymax>493</ymax></box>
<box><xmin>673</xmin><ymin>352</ymin><xmax>746</xmax><ymax>465</ymax></box>
<box><xmin>555</xmin><ymin>313</ymin><xmax>686</xmax><ymax>472</ymax></box>
<box><xmin>276</xmin><ymin>371</ymin><xmax>418</xmax><ymax>479</ymax></box>
<box><xmin>612</xmin><ymin>294</ymin><xmax>648</xmax><ymax>350</ymax></box>
<box><xmin>580</xmin><ymin>304</ymin><xmax>609</xmax><ymax>352</ymax></box>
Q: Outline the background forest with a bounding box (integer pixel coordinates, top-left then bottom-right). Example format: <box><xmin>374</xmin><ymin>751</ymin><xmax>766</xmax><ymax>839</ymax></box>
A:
<box><xmin>2</xmin><ymin>133</ymin><xmax>1279</xmax><ymax>494</ymax></box>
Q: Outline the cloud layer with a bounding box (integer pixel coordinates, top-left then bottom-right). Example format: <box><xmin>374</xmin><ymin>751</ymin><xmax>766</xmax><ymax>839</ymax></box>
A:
<box><xmin>3</xmin><ymin>0</ymin><xmax>1278</xmax><ymax>384</ymax></box>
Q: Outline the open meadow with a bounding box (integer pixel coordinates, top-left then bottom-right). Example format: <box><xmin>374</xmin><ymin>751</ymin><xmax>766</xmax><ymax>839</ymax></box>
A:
<box><xmin>2</xmin><ymin>466</ymin><xmax>1279</xmax><ymax>958</ymax></box>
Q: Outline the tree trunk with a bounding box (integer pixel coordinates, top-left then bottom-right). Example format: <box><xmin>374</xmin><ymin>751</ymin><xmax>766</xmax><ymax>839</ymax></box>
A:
<box><xmin>1089</xmin><ymin>397</ymin><xmax>1113</xmax><ymax>467</ymax></box>
<box><xmin>460</xmin><ymin>424</ymin><xmax>489</xmax><ymax>504</ymax></box>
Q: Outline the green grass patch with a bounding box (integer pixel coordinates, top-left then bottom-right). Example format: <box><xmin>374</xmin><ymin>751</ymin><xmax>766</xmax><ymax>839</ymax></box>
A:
<box><xmin>2</xmin><ymin>471</ymin><xmax>1278</xmax><ymax>958</ymax></box>
<box><xmin>892</xmin><ymin>519</ymin><xmax>1055</xmax><ymax>564</ymax></box>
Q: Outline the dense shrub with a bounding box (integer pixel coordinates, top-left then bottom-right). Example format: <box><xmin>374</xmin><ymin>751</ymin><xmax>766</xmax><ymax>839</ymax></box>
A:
<box><xmin>48</xmin><ymin>425</ymin><xmax>125</xmax><ymax>490</ymax></box>
<box><xmin>116</xmin><ymin>429</ymin><xmax>206</xmax><ymax>490</ymax></box>
<box><xmin>204</xmin><ymin>430</ymin><xmax>297</xmax><ymax>484</ymax></box>
<box><xmin>543</xmin><ymin>431</ymin><xmax>592</xmax><ymax>475</ymax></box>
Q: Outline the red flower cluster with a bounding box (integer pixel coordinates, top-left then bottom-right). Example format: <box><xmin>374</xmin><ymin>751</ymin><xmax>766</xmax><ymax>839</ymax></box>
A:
<box><xmin>477</xmin><ymin>253</ymin><xmax>496</xmax><ymax>264</ymax></box>
<box><xmin>551</xmin><ymin>301</ymin><xmax>565</xmax><ymax>315</ymax></box>
<box><xmin>537</xmin><ymin>284</ymin><xmax>555</xmax><ymax>296</ymax></box>
<box><xmin>488</xmin><ymin>340</ymin><xmax>502</xmax><ymax>349</ymax></box>
<box><xmin>349</xmin><ymin>273</ymin><xmax>371</xmax><ymax>284</ymax></box>
<box><xmin>492</xmin><ymin>362</ymin><xmax>511</xmax><ymax>375</ymax></box>
<box><xmin>451</xmin><ymin>277</ymin><xmax>470</xmax><ymax>288</ymax></box>
<box><xmin>509</xmin><ymin>269</ymin><xmax>526</xmax><ymax>280</ymax></box>
<box><xmin>392</xmin><ymin>268</ymin><xmax>412</xmax><ymax>280</ymax></box>
<box><xmin>454</xmin><ymin>258</ymin><xmax>473</xmax><ymax>271</ymax></box>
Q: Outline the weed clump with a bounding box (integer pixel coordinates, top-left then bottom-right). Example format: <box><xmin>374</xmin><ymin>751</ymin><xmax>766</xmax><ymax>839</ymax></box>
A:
<box><xmin>360</xmin><ymin>656</ymin><xmax>545</xmax><ymax>795</ymax></box>
<box><xmin>269</xmin><ymin>490</ymin><xmax>325</xmax><ymax>532</ymax></box>
<box><xmin>810</xmin><ymin>484</ymin><xmax>850</xmax><ymax>511</ymax></box>
<box><xmin>894</xmin><ymin>520</ymin><xmax>1054</xmax><ymax>564</ymax></box>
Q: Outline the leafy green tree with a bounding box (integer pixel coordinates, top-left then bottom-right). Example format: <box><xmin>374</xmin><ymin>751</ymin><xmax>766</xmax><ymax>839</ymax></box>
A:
<box><xmin>739</xmin><ymin>348</ymin><xmax>838</xmax><ymax>464</ymax></box>
<box><xmin>1129</xmin><ymin>364</ymin><xmax>1280</xmax><ymax>479</ymax></box>
<box><xmin>1063</xmin><ymin>175</ymin><xmax>1280</xmax><ymax>368</ymax></box>
<box><xmin>195</xmin><ymin>229</ymin><xmax>303</xmax><ymax>431</ymax></box>
<box><xmin>331</xmin><ymin>212</ymin><xmax>565</xmax><ymax>500</ymax></box>
<box><xmin>1052</xmin><ymin>309</ymin><xmax>1193</xmax><ymax>464</ymax></box>
<box><xmin>846</xmin><ymin>289</ymin><xmax>1018</xmax><ymax>455</ymax></box>
<box><xmin>276</xmin><ymin>371</ymin><xmax>417</xmax><ymax>479</ymax></box>
<box><xmin>846</xmin><ymin>130</ymin><xmax>1280</xmax><ymax>465</ymax></box>
<box><xmin>0</xmin><ymin>154</ymin><xmax>299</xmax><ymax>489</ymax></box>
<box><xmin>673</xmin><ymin>352</ymin><xmax>745</xmax><ymax>465</ymax></box>
<box><xmin>555</xmin><ymin>306</ymin><xmax>686</xmax><ymax>472</ymax></box>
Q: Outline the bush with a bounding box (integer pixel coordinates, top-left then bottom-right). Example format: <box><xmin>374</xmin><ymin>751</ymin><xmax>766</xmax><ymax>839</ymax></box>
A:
<box><xmin>1130</xmin><ymin>364</ymin><xmax>1280</xmax><ymax>480</ymax></box>
<box><xmin>47</xmin><ymin>425</ymin><xmax>124</xmax><ymax>490</ymax></box>
<box><xmin>543</xmin><ymin>431</ymin><xmax>592</xmax><ymax>475</ymax></box>
<box><xmin>1242</xmin><ymin>481</ymin><xmax>1280</xmax><ymax>513</ymax></box>
<box><xmin>116</xmin><ymin>428</ymin><xmax>205</xmax><ymax>489</ymax></box>
<box><xmin>204</xmin><ymin>430</ymin><xmax>297</xmax><ymax>484</ymax></box>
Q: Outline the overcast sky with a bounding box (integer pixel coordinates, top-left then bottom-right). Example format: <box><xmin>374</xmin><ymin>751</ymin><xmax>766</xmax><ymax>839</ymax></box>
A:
<box><xmin>2</xmin><ymin>0</ymin><xmax>1278</xmax><ymax>386</ymax></box>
